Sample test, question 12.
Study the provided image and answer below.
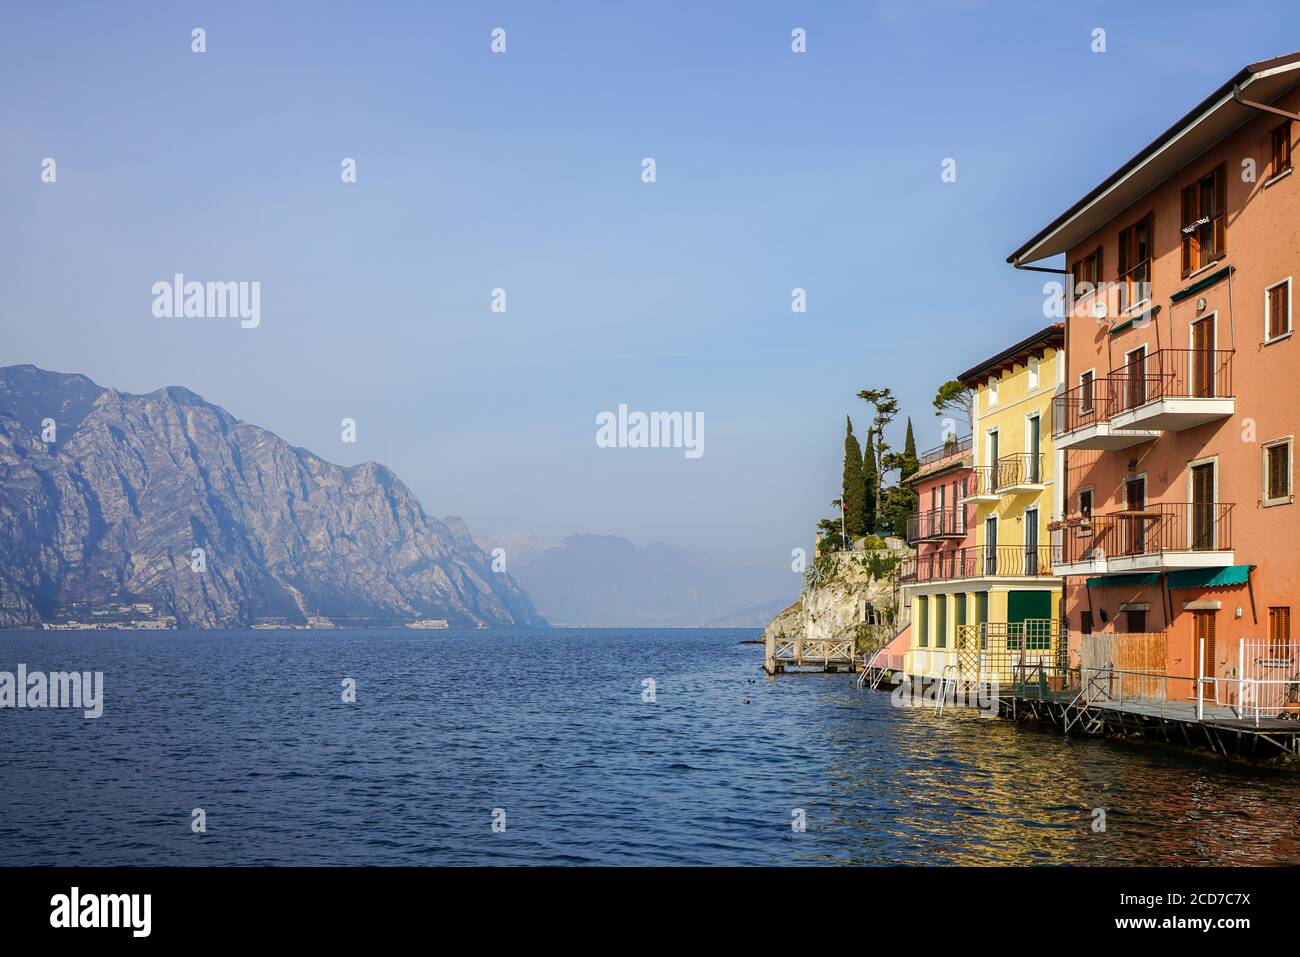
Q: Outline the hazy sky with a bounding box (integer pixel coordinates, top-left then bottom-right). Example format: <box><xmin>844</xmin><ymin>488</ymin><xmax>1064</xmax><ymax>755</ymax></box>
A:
<box><xmin>4</xmin><ymin>1</ymin><xmax>1295</xmax><ymax>567</ymax></box>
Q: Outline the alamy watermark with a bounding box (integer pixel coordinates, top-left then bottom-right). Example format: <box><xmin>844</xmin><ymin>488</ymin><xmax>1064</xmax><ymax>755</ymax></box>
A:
<box><xmin>595</xmin><ymin>404</ymin><xmax>703</xmax><ymax>459</ymax></box>
<box><xmin>152</xmin><ymin>274</ymin><xmax>260</xmax><ymax>328</ymax></box>
<box><xmin>0</xmin><ymin>664</ymin><xmax>103</xmax><ymax>718</ymax></box>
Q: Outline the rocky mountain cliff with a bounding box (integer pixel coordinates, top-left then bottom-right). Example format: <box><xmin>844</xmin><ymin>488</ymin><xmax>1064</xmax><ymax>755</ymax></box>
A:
<box><xmin>0</xmin><ymin>365</ymin><xmax>546</xmax><ymax>628</ymax></box>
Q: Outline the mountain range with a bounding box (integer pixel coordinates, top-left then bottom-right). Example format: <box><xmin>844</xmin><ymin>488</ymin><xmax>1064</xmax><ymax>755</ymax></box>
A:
<box><xmin>483</xmin><ymin>531</ymin><xmax>799</xmax><ymax>627</ymax></box>
<box><xmin>0</xmin><ymin>365</ymin><xmax>544</xmax><ymax>629</ymax></box>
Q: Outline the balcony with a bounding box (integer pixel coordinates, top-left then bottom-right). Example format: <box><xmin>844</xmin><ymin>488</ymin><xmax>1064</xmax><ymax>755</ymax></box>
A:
<box><xmin>905</xmin><ymin>507</ymin><xmax>970</xmax><ymax>543</ymax></box>
<box><xmin>1052</xmin><ymin>379</ymin><xmax>1159</xmax><ymax>451</ymax></box>
<box><xmin>917</xmin><ymin>434</ymin><xmax>972</xmax><ymax>467</ymax></box>
<box><xmin>898</xmin><ymin>544</ymin><xmax>1056</xmax><ymax>584</ymax></box>
<box><xmin>993</xmin><ymin>452</ymin><xmax>1046</xmax><ymax>494</ymax></box>
<box><xmin>1050</xmin><ymin>502</ymin><xmax>1234</xmax><ymax>576</ymax></box>
<box><xmin>959</xmin><ymin>467</ymin><xmax>1000</xmax><ymax>504</ymax></box>
<box><xmin>1108</xmin><ymin>348</ymin><xmax>1235</xmax><ymax>433</ymax></box>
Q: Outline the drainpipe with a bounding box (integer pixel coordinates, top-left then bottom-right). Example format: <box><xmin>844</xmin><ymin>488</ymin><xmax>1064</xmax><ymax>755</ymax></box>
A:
<box><xmin>1232</xmin><ymin>85</ymin><xmax>1300</xmax><ymax>123</ymax></box>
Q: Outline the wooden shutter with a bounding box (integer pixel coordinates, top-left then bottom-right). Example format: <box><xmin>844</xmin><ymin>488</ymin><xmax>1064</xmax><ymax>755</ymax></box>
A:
<box><xmin>1195</xmin><ymin>610</ymin><xmax>1217</xmax><ymax>678</ymax></box>
<box><xmin>1213</xmin><ymin>164</ymin><xmax>1227</xmax><ymax>258</ymax></box>
<box><xmin>1269</xmin><ymin>281</ymin><xmax>1290</xmax><ymax>339</ymax></box>
<box><xmin>1270</xmin><ymin>607</ymin><xmax>1291</xmax><ymax>655</ymax></box>
<box><xmin>1268</xmin><ymin>442</ymin><xmax>1290</xmax><ymax>501</ymax></box>
<box><xmin>1181</xmin><ymin>183</ymin><xmax>1196</xmax><ymax>276</ymax></box>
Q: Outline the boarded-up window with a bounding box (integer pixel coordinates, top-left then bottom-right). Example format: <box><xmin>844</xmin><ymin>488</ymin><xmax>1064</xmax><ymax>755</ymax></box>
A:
<box><xmin>1267</xmin><ymin>279</ymin><xmax>1291</xmax><ymax>341</ymax></box>
<box><xmin>1181</xmin><ymin>165</ymin><xmax>1226</xmax><ymax>276</ymax></box>
<box><xmin>1117</xmin><ymin>214</ymin><xmax>1153</xmax><ymax>310</ymax></box>
<box><xmin>1272</xmin><ymin>121</ymin><xmax>1293</xmax><ymax>179</ymax></box>
<box><xmin>1270</xmin><ymin>606</ymin><xmax>1291</xmax><ymax>657</ymax></box>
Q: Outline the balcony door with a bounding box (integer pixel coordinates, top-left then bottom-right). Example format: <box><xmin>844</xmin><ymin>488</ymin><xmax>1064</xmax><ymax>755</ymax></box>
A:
<box><xmin>1192</xmin><ymin>461</ymin><xmax>1216</xmax><ymax>550</ymax></box>
<box><xmin>1024</xmin><ymin>506</ymin><xmax>1039</xmax><ymax>575</ymax></box>
<box><xmin>1027</xmin><ymin>415</ymin><xmax>1041</xmax><ymax>483</ymax></box>
<box><xmin>1192</xmin><ymin>316</ymin><xmax>1216</xmax><ymax>399</ymax></box>
<box><xmin>988</xmin><ymin>430</ymin><xmax>1000</xmax><ymax>490</ymax></box>
<box><xmin>984</xmin><ymin>515</ymin><xmax>998</xmax><ymax>576</ymax></box>
<box><xmin>1124</xmin><ymin>477</ymin><xmax>1146</xmax><ymax>555</ymax></box>
<box><xmin>1125</xmin><ymin>345</ymin><xmax>1147</xmax><ymax>411</ymax></box>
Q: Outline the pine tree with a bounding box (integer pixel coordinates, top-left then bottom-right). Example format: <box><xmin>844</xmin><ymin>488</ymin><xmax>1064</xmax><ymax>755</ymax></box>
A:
<box><xmin>861</xmin><ymin>428</ymin><xmax>877</xmax><ymax>534</ymax></box>
<box><xmin>842</xmin><ymin>417</ymin><xmax>866</xmax><ymax>540</ymax></box>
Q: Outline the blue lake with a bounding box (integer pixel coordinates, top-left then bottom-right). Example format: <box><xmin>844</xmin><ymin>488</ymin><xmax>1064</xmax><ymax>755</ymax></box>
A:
<box><xmin>1</xmin><ymin>628</ymin><xmax>1297</xmax><ymax>865</ymax></box>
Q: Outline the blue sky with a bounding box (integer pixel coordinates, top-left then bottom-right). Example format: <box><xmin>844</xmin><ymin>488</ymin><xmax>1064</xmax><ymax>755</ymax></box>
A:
<box><xmin>3</xmin><ymin>1</ymin><xmax>1297</xmax><ymax>569</ymax></box>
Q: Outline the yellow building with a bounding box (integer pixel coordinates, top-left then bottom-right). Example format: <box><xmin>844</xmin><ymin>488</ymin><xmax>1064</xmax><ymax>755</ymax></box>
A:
<box><xmin>902</xmin><ymin>324</ymin><xmax>1065</xmax><ymax>686</ymax></box>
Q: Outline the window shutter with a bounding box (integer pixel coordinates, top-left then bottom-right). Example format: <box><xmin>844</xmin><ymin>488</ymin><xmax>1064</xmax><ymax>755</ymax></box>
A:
<box><xmin>1214</xmin><ymin>164</ymin><xmax>1227</xmax><ymax>256</ymax></box>
<box><xmin>1269</xmin><ymin>443</ymin><xmax>1290</xmax><ymax>500</ymax></box>
<box><xmin>1270</xmin><ymin>282</ymin><xmax>1290</xmax><ymax>339</ymax></box>
<box><xmin>1181</xmin><ymin>184</ymin><xmax>1195</xmax><ymax>275</ymax></box>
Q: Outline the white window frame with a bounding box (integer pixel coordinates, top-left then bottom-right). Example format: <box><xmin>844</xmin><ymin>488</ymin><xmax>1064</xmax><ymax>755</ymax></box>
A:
<box><xmin>1265</xmin><ymin>277</ymin><xmax>1293</xmax><ymax>345</ymax></box>
<box><xmin>1078</xmin><ymin>367</ymin><xmax>1097</xmax><ymax>414</ymax></box>
<box><xmin>987</xmin><ymin>375</ymin><xmax>999</xmax><ymax>408</ymax></box>
<box><xmin>1263</xmin><ymin>437</ymin><xmax>1294</xmax><ymax>507</ymax></box>
<box><xmin>1028</xmin><ymin>355</ymin><xmax>1040</xmax><ymax>390</ymax></box>
<box><xmin>1186</xmin><ymin>456</ymin><xmax>1219</xmax><ymax>548</ymax></box>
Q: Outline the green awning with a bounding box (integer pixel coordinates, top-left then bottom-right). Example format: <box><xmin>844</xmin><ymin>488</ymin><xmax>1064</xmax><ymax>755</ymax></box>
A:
<box><xmin>1167</xmin><ymin>565</ymin><xmax>1252</xmax><ymax>589</ymax></box>
<box><xmin>1170</xmin><ymin>265</ymin><xmax>1234</xmax><ymax>303</ymax></box>
<box><xmin>1085</xmin><ymin>573</ymin><xmax>1160</xmax><ymax>588</ymax></box>
<box><xmin>1109</xmin><ymin>306</ymin><xmax>1161</xmax><ymax>336</ymax></box>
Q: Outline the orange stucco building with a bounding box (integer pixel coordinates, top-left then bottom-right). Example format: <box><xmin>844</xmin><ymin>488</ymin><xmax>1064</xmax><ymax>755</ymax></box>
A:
<box><xmin>1009</xmin><ymin>54</ymin><xmax>1300</xmax><ymax>704</ymax></box>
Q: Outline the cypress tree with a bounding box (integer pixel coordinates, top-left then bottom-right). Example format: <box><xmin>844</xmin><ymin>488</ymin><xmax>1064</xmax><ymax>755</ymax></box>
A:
<box><xmin>902</xmin><ymin>418</ymin><xmax>919</xmax><ymax>479</ymax></box>
<box><xmin>842</xmin><ymin>417</ymin><xmax>866</xmax><ymax>540</ymax></box>
<box><xmin>861</xmin><ymin>427</ymin><xmax>877</xmax><ymax>534</ymax></box>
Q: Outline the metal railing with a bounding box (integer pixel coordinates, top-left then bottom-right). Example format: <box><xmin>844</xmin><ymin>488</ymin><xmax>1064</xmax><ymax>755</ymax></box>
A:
<box><xmin>1110</xmin><ymin>348</ymin><xmax>1234</xmax><ymax>415</ymax></box>
<box><xmin>1053</xmin><ymin>377</ymin><xmax>1114</xmax><ymax>436</ymax></box>
<box><xmin>994</xmin><ymin>451</ymin><xmax>1045</xmax><ymax>488</ymax></box>
<box><xmin>918</xmin><ymin>434</ymin><xmax>972</xmax><ymax>466</ymax></box>
<box><xmin>898</xmin><ymin>545</ymin><xmax>1055</xmax><ymax>583</ymax></box>
<box><xmin>905</xmin><ymin>506</ymin><xmax>970</xmax><ymax>542</ymax></box>
<box><xmin>1053</xmin><ymin>502</ymin><xmax>1232</xmax><ymax>561</ymax></box>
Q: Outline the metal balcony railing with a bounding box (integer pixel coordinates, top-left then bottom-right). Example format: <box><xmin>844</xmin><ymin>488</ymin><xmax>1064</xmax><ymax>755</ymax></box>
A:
<box><xmin>1051</xmin><ymin>502</ymin><xmax>1233</xmax><ymax>562</ymax></box>
<box><xmin>1053</xmin><ymin>377</ymin><xmax>1114</xmax><ymax>436</ymax></box>
<box><xmin>898</xmin><ymin>545</ymin><xmax>1055</xmax><ymax>583</ymax></box>
<box><xmin>994</xmin><ymin>452</ymin><xmax>1045</xmax><ymax>488</ymax></box>
<box><xmin>904</xmin><ymin>507</ymin><xmax>970</xmax><ymax>542</ymax></box>
<box><xmin>917</xmin><ymin>434</ymin><xmax>972</xmax><ymax>467</ymax></box>
<box><xmin>1110</xmin><ymin>348</ymin><xmax>1234</xmax><ymax>416</ymax></box>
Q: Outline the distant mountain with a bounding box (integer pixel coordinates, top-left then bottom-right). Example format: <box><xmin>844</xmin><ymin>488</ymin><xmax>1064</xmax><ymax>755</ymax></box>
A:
<box><xmin>0</xmin><ymin>365</ymin><xmax>545</xmax><ymax>628</ymax></box>
<box><xmin>495</xmin><ymin>532</ymin><xmax>799</xmax><ymax>627</ymax></box>
<box><xmin>704</xmin><ymin>597</ymin><xmax>798</xmax><ymax>629</ymax></box>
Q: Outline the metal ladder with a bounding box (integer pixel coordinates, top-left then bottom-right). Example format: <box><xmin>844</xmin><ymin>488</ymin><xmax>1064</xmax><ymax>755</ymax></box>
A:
<box><xmin>936</xmin><ymin>664</ymin><xmax>959</xmax><ymax>715</ymax></box>
<box><xmin>1064</xmin><ymin>661</ymin><xmax>1111</xmax><ymax>735</ymax></box>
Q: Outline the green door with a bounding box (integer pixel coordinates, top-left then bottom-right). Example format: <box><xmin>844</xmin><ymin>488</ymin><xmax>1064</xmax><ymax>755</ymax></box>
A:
<box><xmin>1008</xmin><ymin>591</ymin><xmax>1052</xmax><ymax>650</ymax></box>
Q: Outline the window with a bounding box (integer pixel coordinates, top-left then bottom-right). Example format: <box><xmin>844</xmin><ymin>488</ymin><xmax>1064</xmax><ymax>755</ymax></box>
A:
<box><xmin>1071</xmin><ymin>246</ymin><xmax>1103</xmax><ymax>302</ymax></box>
<box><xmin>1270</xmin><ymin>607</ymin><xmax>1291</xmax><ymax>657</ymax></box>
<box><xmin>1127</xmin><ymin>609</ymin><xmax>1147</xmax><ymax>634</ymax></box>
<box><xmin>1271</xmin><ymin>121</ymin><xmax>1293</xmax><ymax>180</ymax></box>
<box><xmin>1266</xmin><ymin>278</ymin><xmax>1291</xmax><ymax>342</ymax></box>
<box><xmin>1028</xmin><ymin>355</ymin><xmax>1039</xmax><ymax>389</ymax></box>
<box><xmin>1117</xmin><ymin>213</ymin><xmax>1153</xmax><ymax>310</ymax></box>
<box><xmin>935</xmin><ymin>595</ymin><xmax>947</xmax><ymax>649</ymax></box>
<box><xmin>917</xmin><ymin>598</ymin><xmax>928</xmax><ymax>648</ymax></box>
<box><xmin>1080</xmin><ymin>611</ymin><xmax>1093</xmax><ymax>635</ymax></box>
<box><xmin>1078</xmin><ymin>488</ymin><xmax>1093</xmax><ymax>519</ymax></box>
<box><xmin>1079</xmin><ymin>369</ymin><xmax>1095</xmax><ymax>413</ymax></box>
<box><xmin>1264</xmin><ymin>439</ymin><xmax>1292</xmax><ymax>506</ymax></box>
<box><xmin>1181</xmin><ymin>165</ymin><xmax>1226</xmax><ymax>277</ymax></box>
<box><xmin>988</xmin><ymin>376</ymin><xmax>999</xmax><ymax>407</ymax></box>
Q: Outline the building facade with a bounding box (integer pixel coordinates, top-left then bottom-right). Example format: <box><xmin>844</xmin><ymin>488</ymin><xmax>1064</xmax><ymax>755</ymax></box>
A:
<box><xmin>1009</xmin><ymin>54</ymin><xmax>1300</xmax><ymax>708</ymax></box>
<box><xmin>902</xmin><ymin>325</ymin><xmax>1065</xmax><ymax>683</ymax></box>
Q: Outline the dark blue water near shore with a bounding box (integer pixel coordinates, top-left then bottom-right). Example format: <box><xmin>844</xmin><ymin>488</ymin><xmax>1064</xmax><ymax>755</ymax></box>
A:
<box><xmin>2</xmin><ymin>627</ymin><xmax>1298</xmax><ymax>865</ymax></box>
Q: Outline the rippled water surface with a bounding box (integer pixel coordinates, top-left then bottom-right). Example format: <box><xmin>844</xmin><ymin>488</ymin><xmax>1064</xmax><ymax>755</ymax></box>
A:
<box><xmin>2</xmin><ymin>628</ymin><xmax>1298</xmax><ymax>865</ymax></box>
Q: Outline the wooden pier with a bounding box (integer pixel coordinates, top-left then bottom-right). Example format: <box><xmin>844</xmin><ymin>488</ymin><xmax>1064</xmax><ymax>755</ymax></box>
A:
<box><xmin>765</xmin><ymin>637</ymin><xmax>856</xmax><ymax>674</ymax></box>
<box><xmin>860</xmin><ymin>664</ymin><xmax>1300</xmax><ymax>761</ymax></box>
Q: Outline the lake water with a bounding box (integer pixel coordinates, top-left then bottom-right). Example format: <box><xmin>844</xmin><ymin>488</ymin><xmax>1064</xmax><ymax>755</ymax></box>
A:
<box><xmin>2</xmin><ymin>628</ymin><xmax>1298</xmax><ymax>865</ymax></box>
